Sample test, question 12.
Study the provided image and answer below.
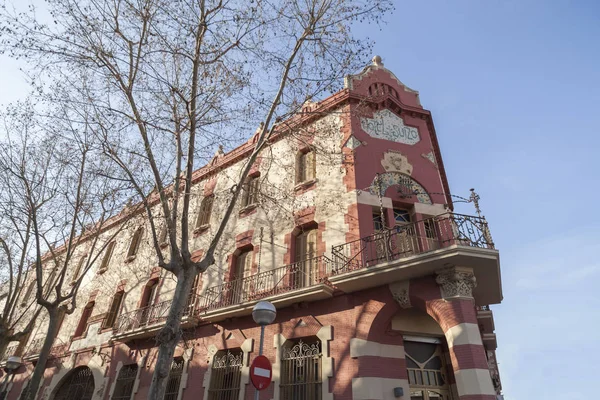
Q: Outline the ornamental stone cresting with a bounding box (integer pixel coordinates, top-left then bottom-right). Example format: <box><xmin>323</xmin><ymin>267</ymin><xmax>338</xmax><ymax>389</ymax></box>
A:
<box><xmin>360</xmin><ymin>109</ymin><xmax>420</xmax><ymax>145</ymax></box>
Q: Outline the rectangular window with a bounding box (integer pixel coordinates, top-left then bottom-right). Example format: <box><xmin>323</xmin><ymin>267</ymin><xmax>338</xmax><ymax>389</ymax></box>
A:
<box><xmin>296</xmin><ymin>150</ymin><xmax>316</xmax><ymax>184</ymax></box>
<box><xmin>163</xmin><ymin>357</ymin><xmax>185</xmax><ymax>400</ymax></box>
<box><xmin>127</xmin><ymin>228</ymin><xmax>143</xmax><ymax>258</ymax></box>
<box><xmin>280</xmin><ymin>338</ymin><xmax>322</xmax><ymax>400</ymax></box>
<box><xmin>99</xmin><ymin>241</ymin><xmax>116</xmax><ymax>273</ymax></box>
<box><xmin>207</xmin><ymin>350</ymin><xmax>243</xmax><ymax>400</ymax></box>
<box><xmin>372</xmin><ymin>211</ymin><xmax>385</xmax><ymax>231</ymax></box>
<box><xmin>73</xmin><ymin>302</ymin><xmax>94</xmax><ymax>338</ymax></box>
<box><xmin>241</xmin><ymin>176</ymin><xmax>259</xmax><ymax>208</ymax></box>
<box><xmin>112</xmin><ymin>364</ymin><xmax>138</xmax><ymax>400</ymax></box>
<box><xmin>294</xmin><ymin>228</ymin><xmax>318</xmax><ymax>287</ymax></box>
<box><xmin>102</xmin><ymin>291</ymin><xmax>124</xmax><ymax>329</ymax></box>
<box><xmin>196</xmin><ymin>195</ymin><xmax>214</xmax><ymax>228</ymax></box>
<box><xmin>71</xmin><ymin>255</ymin><xmax>87</xmax><ymax>283</ymax></box>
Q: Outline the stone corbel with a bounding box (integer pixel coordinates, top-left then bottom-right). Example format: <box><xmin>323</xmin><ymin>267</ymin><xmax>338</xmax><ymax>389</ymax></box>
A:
<box><xmin>435</xmin><ymin>266</ymin><xmax>477</xmax><ymax>300</ymax></box>
<box><xmin>389</xmin><ymin>280</ymin><xmax>411</xmax><ymax>308</ymax></box>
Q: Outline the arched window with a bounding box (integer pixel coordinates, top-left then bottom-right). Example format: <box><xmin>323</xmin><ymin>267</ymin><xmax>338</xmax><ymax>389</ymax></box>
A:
<box><xmin>241</xmin><ymin>175</ymin><xmax>259</xmax><ymax>208</ymax></box>
<box><xmin>207</xmin><ymin>349</ymin><xmax>243</xmax><ymax>400</ymax></box>
<box><xmin>405</xmin><ymin>339</ymin><xmax>451</xmax><ymax>400</ymax></box>
<box><xmin>127</xmin><ymin>228</ymin><xmax>143</xmax><ymax>259</ymax></box>
<box><xmin>293</xmin><ymin>227</ymin><xmax>318</xmax><ymax>287</ymax></box>
<box><xmin>164</xmin><ymin>357</ymin><xmax>185</xmax><ymax>400</ymax></box>
<box><xmin>196</xmin><ymin>195</ymin><xmax>214</xmax><ymax>228</ymax></box>
<box><xmin>53</xmin><ymin>366</ymin><xmax>95</xmax><ymax>400</ymax></box>
<box><xmin>102</xmin><ymin>291</ymin><xmax>124</xmax><ymax>329</ymax></box>
<box><xmin>280</xmin><ymin>338</ymin><xmax>322</xmax><ymax>400</ymax></box>
<box><xmin>73</xmin><ymin>302</ymin><xmax>94</xmax><ymax>338</ymax></box>
<box><xmin>112</xmin><ymin>364</ymin><xmax>138</xmax><ymax>400</ymax></box>
<box><xmin>296</xmin><ymin>149</ymin><xmax>316</xmax><ymax>184</ymax></box>
<box><xmin>98</xmin><ymin>241</ymin><xmax>116</xmax><ymax>273</ymax></box>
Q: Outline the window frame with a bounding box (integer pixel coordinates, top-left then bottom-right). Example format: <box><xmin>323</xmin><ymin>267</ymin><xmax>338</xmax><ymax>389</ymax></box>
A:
<box><xmin>98</xmin><ymin>241</ymin><xmax>116</xmax><ymax>274</ymax></box>
<box><xmin>280</xmin><ymin>337</ymin><xmax>323</xmax><ymax>400</ymax></box>
<box><xmin>296</xmin><ymin>149</ymin><xmax>316</xmax><ymax>185</ymax></box>
<box><xmin>127</xmin><ymin>228</ymin><xmax>144</xmax><ymax>260</ymax></box>
<box><xmin>206</xmin><ymin>349</ymin><xmax>243</xmax><ymax>400</ymax></box>
<box><xmin>195</xmin><ymin>195</ymin><xmax>214</xmax><ymax>230</ymax></box>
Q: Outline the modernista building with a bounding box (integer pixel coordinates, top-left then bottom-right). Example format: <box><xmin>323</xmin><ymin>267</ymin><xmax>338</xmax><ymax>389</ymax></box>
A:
<box><xmin>1</xmin><ymin>56</ymin><xmax>503</xmax><ymax>400</ymax></box>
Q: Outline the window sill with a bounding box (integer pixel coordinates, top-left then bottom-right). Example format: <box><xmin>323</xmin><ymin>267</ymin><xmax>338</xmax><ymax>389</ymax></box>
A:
<box><xmin>193</xmin><ymin>225</ymin><xmax>210</xmax><ymax>237</ymax></box>
<box><xmin>239</xmin><ymin>203</ymin><xmax>258</xmax><ymax>217</ymax></box>
<box><xmin>294</xmin><ymin>179</ymin><xmax>317</xmax><ymax>193</ymax></box>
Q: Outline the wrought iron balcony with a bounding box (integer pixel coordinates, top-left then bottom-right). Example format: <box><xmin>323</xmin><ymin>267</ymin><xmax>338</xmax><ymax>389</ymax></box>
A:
<box><xmin>198</xmin><ymin>256</ymin><xmax>334</xmax><ymax>311</ymax></box>
<box><xmin>113</xmin><ymin>294</ymin><xmax>201</xmax><ymax>340</ymax></box>
<box><xmin>1</xmin><ymin>343</ymin><xmax>19</xmax><ymax>362</ymax></box>
<box><xmin>23</xmin><ymin>337</ymin><xmax>45</xmax><ymax>358</ymax></box>
<box><xmin>197</xmin><ymin>256</ymin><xmax>335</xmax><ymax>320</ymax></box>
<box><xmin>331</xmin><ymin>213</ymin><xmax>494</xmax><ymax>275</ymax></box>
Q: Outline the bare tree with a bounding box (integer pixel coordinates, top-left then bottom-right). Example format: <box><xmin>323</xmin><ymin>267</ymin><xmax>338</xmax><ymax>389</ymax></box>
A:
<box><xmin>1</xmin><ymin>0</ymin><xmax>393</xmax><ymax>397</ymax></box>
<box><xmin>0</xmin><ymin>100</ymin><xmax>131</xmax><ymax>399</ymax></box>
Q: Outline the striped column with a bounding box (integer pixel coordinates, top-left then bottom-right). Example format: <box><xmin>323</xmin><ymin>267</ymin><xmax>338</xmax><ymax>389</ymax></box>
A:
<box><xmin>433</xmin><ymin>267</ymin><xmax>496</xmax><ymax>400</ymax></box>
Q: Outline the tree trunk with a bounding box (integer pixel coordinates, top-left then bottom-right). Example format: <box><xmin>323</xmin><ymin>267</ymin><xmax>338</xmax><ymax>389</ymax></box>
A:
<box><xmin>147</xmin><ymin>266</ymin><xmax>196</xmax><ymax>400</ymax></box>
<box><xmin>22</xmin><ymin>306</ymin><xmax>60</xmax><ymax>400</ymax></box>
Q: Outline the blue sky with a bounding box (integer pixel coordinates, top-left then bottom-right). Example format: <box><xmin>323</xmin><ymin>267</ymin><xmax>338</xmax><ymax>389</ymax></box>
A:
<box><xmin>1</xmin><ymin>1</ymin><xmax>599</xmax><ymax>398</ymax></box>
<box><xmin>356</xmin><ymin>1</ymin><xmax>600</xmax><ymax>398</ymax></box>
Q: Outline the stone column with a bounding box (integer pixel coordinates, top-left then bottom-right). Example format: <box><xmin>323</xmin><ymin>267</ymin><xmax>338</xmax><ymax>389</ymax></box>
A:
<box><xmin>434</xmin><ymin>267</ymin><xmax>496</xmax><ymax>400</ymax></box>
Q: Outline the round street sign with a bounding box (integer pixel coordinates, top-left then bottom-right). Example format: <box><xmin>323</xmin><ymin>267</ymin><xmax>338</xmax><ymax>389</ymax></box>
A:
<box><xmin>250</xmin><ymin>355</ymin><xmax>272</xmax><ymax>390</ymax></box>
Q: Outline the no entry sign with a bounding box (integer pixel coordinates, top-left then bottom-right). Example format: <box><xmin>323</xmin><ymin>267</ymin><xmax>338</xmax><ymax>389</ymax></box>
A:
<box><xmin>250</xmin><ymin>355</ymin><xmax>272</xmax><ymax>390</ymax></box>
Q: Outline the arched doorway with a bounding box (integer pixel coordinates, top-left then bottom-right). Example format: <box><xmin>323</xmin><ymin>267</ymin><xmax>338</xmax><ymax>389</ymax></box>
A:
<box><xmin>52</xmin><ymin>366</ymin><xmax>94</xmax><ymax>400</ymax></box>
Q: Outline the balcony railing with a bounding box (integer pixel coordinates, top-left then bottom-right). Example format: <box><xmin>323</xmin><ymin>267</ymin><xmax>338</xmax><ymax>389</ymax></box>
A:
<box><xmin>198</xmin><ymin>256</ymin><xmax>334</xmax><ymax>312</ymax></box>
<box><xmin>331</xmin><ymin>213</ymin><xmax>494</xmax><ymax>275</ymax></box>
<box><xmin>1</xmin><ymin>343</ymin><xmax>19</xmax><ymax>362</ymax></box>
<box><xmin>114</xmin><ymin>294</ymin><xmax>201</xmax><ymax>335</ymax></box>
<box><xmin>24</xmin><ymin>337</ymin><xmax>45</xmax><ymax>357</ymax></box>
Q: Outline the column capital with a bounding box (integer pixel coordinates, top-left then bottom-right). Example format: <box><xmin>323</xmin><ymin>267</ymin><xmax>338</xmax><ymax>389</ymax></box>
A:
<box><xmin>435</xmin><ymin>266</ymin><xmax>477</xmax><ymax>300</ymax></box>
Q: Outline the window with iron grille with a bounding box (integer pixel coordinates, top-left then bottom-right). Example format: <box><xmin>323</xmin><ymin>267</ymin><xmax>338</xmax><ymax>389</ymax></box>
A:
<box><xmin>112</xmin><ymin>364</ymin><xmax>138</xmax><ymax>400</ymax></box>
<box><xmin>207</xmin><ymin>349</ymin><xmax>243</xmax><ymax>400</ymax></box>
<box><xmin>280</xmin><ymin>338</ymin><xmax>322</xmax><ymax>400</ymax></box>
<box><xmin>53</xmin><ymin>366</ymin><xmax>95</xmax><ymax>400</ymax></box>
<box><xmin>163</xmin><ymin>357</ymin><xmax>185</xmax><ymax>400</ymax></box>
<box><xmin>405</xmin><ymin>340</ymin><xmax>451</xmax><ymax>400</ymax></box>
